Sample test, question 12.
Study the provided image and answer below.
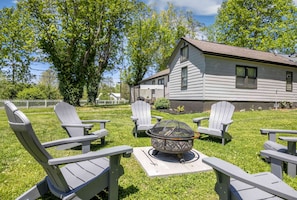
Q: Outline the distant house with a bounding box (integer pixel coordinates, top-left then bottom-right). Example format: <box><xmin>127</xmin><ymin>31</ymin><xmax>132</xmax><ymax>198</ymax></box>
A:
<box><xmin>167</xmin><ymin>37</ymin><xmax>297</xmax><ymax>112</ymax></box>
<box><xmin>130</xmin><ymin>68</ymin><xmax>170</xmax><ymax>103</ymax></box>
<box><xmin>109</xmin><ymin>93</ymin><xmax>121</xmax><ymax>101</ymax></box>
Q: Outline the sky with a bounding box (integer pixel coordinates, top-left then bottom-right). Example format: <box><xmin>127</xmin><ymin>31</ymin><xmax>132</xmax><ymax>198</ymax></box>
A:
<box><xmin>1</xmin><ymin>0</ymin><xmax>297</xmax><ymax>82</ymax></box>
<box><xmin>0</xmin><ymin>0</ymin><xmax>223</xmax><ymax>83</ymax></box>
<box><xmin>145</xmin><ymin>0</ymin><xmax>223</xmax><ymax>25</ymax></box>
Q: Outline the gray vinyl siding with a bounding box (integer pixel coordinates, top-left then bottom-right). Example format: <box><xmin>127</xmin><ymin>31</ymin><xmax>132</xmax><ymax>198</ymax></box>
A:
<box><xmin>169</xmin><ymin>41</ymin><xmax>297</xmax><ymax>103</ymax></box>
<box><xmin>203</xmin><ymin>55</ymin><xmax>297</xmax><ymax>102</ymax></box>
<box><xmin>169</xmin><ymin>44</ymin><xmax>205</xmax><ymax>100</ymax></box>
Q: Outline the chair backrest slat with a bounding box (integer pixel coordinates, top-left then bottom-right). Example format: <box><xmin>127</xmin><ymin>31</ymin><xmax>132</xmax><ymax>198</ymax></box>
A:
<box><xmin>54</xmin><ymin>102</ymin><xmax>84</xmax><ymax>137</ymax></box>
<box><xmin>131</xmin><ymin>101</ymin><xmax>151</xmax><ymax>125</ymax></box>
<box><xmin>4</xmin><ymin>101</ymin><xmax>70</xmax><ymax>193</ymax></box>
<box><xmin>209</xmin><ymin>101</ymin><xmax>235</xmax><ymax>131</ymax></box>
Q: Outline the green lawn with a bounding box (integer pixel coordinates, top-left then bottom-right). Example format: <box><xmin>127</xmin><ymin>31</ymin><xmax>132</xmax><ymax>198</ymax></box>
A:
<box><xmin>1</xmin><ymin>105</ymin><xmax>297</xmax><ymax>199</ymax></box>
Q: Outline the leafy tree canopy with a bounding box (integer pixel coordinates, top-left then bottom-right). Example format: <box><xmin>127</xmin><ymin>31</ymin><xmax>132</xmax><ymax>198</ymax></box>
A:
<box><xmin>208</xmin><ymin>0</ymin><xmax>297</xmax><ymax>54</ymax></box>
<box><xmin>122</xmin><ymin>2</ymin><xmax>203</xmax><ymax>86</ymax></box>
<box><xmin>20</xmin><ymin>0</ymin><xmax>136</xmax><ymax>105</ymax></box>
<box><xmin>0</xmin><ymin>6</ymin><xmax>36</xmax><ymax>83</ymax></box>
<box><xmin>17</xmin><ymin>87</ymin><xmax>46</xmax><ymax>100</ymax></box>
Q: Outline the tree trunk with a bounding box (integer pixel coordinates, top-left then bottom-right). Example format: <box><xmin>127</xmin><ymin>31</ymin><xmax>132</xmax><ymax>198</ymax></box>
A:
<box><xmin>87</xmin><ymin>78</ymin><xmax>99</xmax><ymax>105</ymax></box>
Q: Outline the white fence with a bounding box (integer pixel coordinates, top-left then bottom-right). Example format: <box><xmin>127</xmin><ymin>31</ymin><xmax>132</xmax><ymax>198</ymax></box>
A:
<box><xmin>0</xmin><ymin>99</ymin><xmax>129</xmax><ymax>108</ymax></box>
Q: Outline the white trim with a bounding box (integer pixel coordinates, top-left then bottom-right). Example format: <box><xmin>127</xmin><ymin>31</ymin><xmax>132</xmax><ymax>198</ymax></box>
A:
<box><xmin>140</xmin><ymin>85</ymin><xmax>164</xmax><ymax>90</ymax></box>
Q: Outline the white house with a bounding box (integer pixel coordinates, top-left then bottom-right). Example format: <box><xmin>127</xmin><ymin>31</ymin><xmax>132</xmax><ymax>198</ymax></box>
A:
<box><xmin>109</xmin><ymin>93</ymin><xmax>121</xmax><ymax>101</ymax></box>
<box><xmin>167</xmin><ymin>37</ymin><xmax>297</xmax><ymax>112</ymax></box>
<box><xmin>130</xmin><ymin>69</ymin><xmax>170</xmax><ymax>103</ymax></box>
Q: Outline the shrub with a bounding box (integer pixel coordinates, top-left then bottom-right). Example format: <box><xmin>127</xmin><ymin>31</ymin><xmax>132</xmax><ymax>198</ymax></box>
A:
<box><xmin>17</xmin><ymin>87</ymin><xmax>46</xmax><ymax>100</ymax></box>
<box><xmin>280</xmin><ymin>101</ymin><xmax>293</xmax><ymax>109</ymax></box>
<box><xmin>174</xmin><ymin>105</ymin><xmax>184</xmax><ymax>113</ymax></box>
<box><xmin>154</xmin><ymin>98</ymin><xmax>170</xmax><ymax>109</ymax></box>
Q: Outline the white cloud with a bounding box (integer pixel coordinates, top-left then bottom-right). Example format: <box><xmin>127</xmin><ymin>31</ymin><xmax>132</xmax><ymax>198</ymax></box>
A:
<box><xmin>146</xmin><ymin>0</ymin><xmax>297</xmax><ymax>16</ymax></box>
<box><xmin>146</xmin><ymin>0</ymin><xmax>223</xmax><ymax>16</ymax></box>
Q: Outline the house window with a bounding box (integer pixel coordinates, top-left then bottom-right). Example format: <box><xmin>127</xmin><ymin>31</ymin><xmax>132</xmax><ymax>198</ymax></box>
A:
<box><xmin>181</xmin><ymin>67</ymin><xmax>188</xmax><ymax>90</ymax></box>
<box><xmin>158</xmin><ymin>78</ymin><xmax>164</xmax><ymax>85</ymax></box>
<box><xmin>180</xmin><ymin>45</ymin><xmax>189</xmax><ymax>62</ymax></box>
<box><xmin>236</xmin><ymin>65</ymin><xmax>257</xmax><ymax>89</ymax></box>
<box><xmin>152</xmin><ymin>80</ymin><xmax>155</xmax><ymax>85</ymax></box>
<box><xmin>286</xmin><ymin>71</ymin><xmax>293</xmax><ymax>92</ymax></box>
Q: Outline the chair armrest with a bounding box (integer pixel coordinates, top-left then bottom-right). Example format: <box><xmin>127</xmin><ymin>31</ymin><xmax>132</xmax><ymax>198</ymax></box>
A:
<box><xmin>48</xmin><ymin>145</ymin><xmax>133</xmax><ymax>165</ymax></box>
<box><xmin>203</xmin><ymin>157</ymin><xmax>249</xmax><ymax>179</ymax></box>
<box><xmin>131</xmin><ymin>116</ymin><xmax>138</xmax><ymax>122</ymax></box>
<box><xmin>279</xmin><ymin>136</ymin><xmax>297</xmax><ymax>142</ymax></box>
<box><xmin>260</xmin><ymin>150</ymin><xmax>297</xmax><ymax>165</ymax></box>
<box><xmin>221</xmin><ymin>120</ymin><xmax>233</xmax><ymax>126</ymax></box>
<box><xmin>81</xmin><ymin>119</ymin><xmax>110</xmax><ymax>123</ymax></box>
<box><xmin>61</xmin><ymin>123</ymin><xmax>94</xmax><ymax>130</ymax></box>
<box><xmin>260</xmin><ymin>150</ymin><xmax>297</xmax><ymax>179</ymax></box>
<box><xmin>261</xmin><ymin>129</ymin><xmax>297</xmax><ymax>135</ymax></box>
<box><xmin>193</xmin><ymin>117</ymin><xmax>209</xmax><ymax>123</ymax></box>
<box><xmin>202</xmin><ymin>157</ymin><xmax>297</xmax><ymax>199</ymax></box>
<box><xmin>260</xmin><ymin>129</ymin><xmax>297</xmax><ymax>142</ymax></box>
<box><xmin>193</xmin><ymin>117</ymin><xmax>209</xmax><ymax>127</ymax></box>
<box><xmin>152</xmin><ymin>115</ymin><xmax>162</xmax><ymax>122</ymax></box>
<box><xmin>42</xmin><ymin>135</ymin><xmax>98</xmax><ymax>148</ymax></box>
<box><xmin>81</xmin><ymin>119</ymin><xmax>110</xmax><ymax>129</ymax></box>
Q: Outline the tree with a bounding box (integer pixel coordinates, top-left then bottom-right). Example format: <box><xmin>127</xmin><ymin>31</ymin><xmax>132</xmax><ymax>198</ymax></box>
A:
<box><xmin>38</xmin><ymin>68</ymin><xmax>58</xmax><ymax>87</ymax></box>
<box><xmin>0</xmin><ymin>7</ymin><xmax>36</xmax><ymax>83</ymax></box>
<box><xmin>0</xmin><ymin>72</ymin><xmax>31</xmax><ymax>99</ymax></box>
<box><xmin>17</xmin><ymin>87</ymin><xmax>46</xmax><ymax>100</ymax></box>
<box><xmin>21</xmin><ymin>0</ymin><xmax>136</xmax><ymax>105</ymax></box>
<box><xmin>83</xmin><ymin>0</ymin><xmax>136</xmax><ymax>104</ymax></box>
<box><xmin>38</xmin><ymin>68</ymin><xmax>61</xmax><ymax>99</ymax></box>
<box><xmin>98</xmin><ymin>76</ymin><xmax>114</xmax><ymax>100</ymax></box>
<box><xmin>116</xmin><ymin>82</ymin><xmax>130</xmax><ymax>100</ymax></box>
<box><xmin>208</xmin><ymin>0</ymin><xmax>297</xmax><ymax>54</ymax></box>
<box><xmin>123</xmin><ymin>3</ymin><xmax>202</xmax><ymax>86</ymax></box>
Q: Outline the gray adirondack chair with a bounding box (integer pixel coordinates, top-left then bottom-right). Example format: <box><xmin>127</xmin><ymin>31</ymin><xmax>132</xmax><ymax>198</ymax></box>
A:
<box><xmin>193</xmin><ymin>101</ymin><xmax>235</xmax><ymax>145</ymax></box>
<box><xmin>261</xmin><ymin>149</ymin><xmax>297</xmax><ymax>179</ymax></box>
<box><xmin>261</xmin><ymin>128</ymin><xmax>297</xmax><ymax>154</ymax></box>
<box><xmin>4</xmin><ymin>101</ymin><xmax>133</xmax><ymax>200</ymax></box>
<box><xmin>131</xmin><ymin>100</ymin><xmax>162</xmax><ymax>137</ymax></box>
<box><xmin>203</xmin><ymin>157</ymin><xmax>297</xmax><ymax>200</ymax></box>
<box><xmin>54</xmin><ymin>102</ymin><xmax>110</xmax><ymax>153</ymax></box>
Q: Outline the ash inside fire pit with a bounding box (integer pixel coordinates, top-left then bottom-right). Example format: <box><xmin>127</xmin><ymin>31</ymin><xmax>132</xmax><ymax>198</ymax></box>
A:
<box><xmin>146</xmin><ymin>120</ymin><xmax>199</xmax><ymax>162</ymax></box>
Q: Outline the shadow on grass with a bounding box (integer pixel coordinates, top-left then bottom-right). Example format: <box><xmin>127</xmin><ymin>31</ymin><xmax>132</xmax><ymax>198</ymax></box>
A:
<box><xmin>91</xmin><ymin>185</ymin><xmax>139</xmax><ymax>200</ymax></box>
<box><xmin>41</xmin><ymin>185</ymin><xmax>139</xmax><ymax>200</ymax></box>
<box><xmin>198</xmin><ymin>135</ymin><xmax>232</xmax><ymax>145</ymax></box>
<box><xmin>131</xmin><ymin>128</ymin><xmax>151</xmax><ymax>138</ymax></box>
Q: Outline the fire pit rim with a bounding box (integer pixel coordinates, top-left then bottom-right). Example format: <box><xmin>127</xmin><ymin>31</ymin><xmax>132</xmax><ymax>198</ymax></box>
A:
<box><xmin>146</xmin><ymin>130</ymin><xmax>200</xmax><ymax>140</ymax></box>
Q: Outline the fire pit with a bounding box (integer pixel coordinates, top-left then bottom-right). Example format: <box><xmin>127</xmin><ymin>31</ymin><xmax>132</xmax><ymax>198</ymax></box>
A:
<box><xmin>146</xmin><ymin>120</ymin><xmax>199</xmax><ymax>162</ymax></box>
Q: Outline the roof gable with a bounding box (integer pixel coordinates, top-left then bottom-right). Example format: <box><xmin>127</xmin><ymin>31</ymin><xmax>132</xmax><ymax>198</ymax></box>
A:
<box><xmin>181</xmin><ymin>37</ymin><xmax>297</xmax><ymax>67</ymax></box>
<box><xmin>139</xmin><ymin>68</ymin><xmax>170</xmax><ymax>83</ymax></box>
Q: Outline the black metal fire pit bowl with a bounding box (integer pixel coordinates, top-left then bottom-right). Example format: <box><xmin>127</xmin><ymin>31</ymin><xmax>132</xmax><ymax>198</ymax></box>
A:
<box><xmin>146</xmin><ymin>120</ymin><xmax>199</xmax><ymax>162</ymax></box>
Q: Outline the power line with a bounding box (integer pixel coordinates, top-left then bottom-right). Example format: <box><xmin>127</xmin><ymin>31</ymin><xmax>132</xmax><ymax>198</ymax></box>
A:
<box><xmin>30</xmin><ymin>67</ymin><xmax>47</xmax><ymax>72</ymax></box>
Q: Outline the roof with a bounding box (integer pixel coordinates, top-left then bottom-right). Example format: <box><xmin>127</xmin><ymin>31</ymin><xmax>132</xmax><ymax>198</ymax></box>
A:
<box><xmin>139</xmin><ymin>68</ymin><xmax>170</xmax><ymax>83</ymax></box>
<box><xmin>110</xmin><ymin>93</ymin><xmax>121</xmax><ymax>98</ymax></box>
<box><xmin>182</xmin><ymin>37</ymin><xmax>297</xmax><ymax>67</ymax></box>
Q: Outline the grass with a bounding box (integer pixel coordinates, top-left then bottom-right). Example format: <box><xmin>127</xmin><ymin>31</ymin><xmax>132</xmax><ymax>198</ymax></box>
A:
<box><xmin>1</xmin><ymin>105</ymin><xmax>297</xmax><ymax>199</ymax></box>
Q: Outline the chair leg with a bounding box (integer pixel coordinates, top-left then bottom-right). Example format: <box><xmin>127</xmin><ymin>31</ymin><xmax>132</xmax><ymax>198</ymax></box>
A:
<box><xmin>81</xmin><ymin>141</ymin><xmax>91</xmax><ymax>153</ymax></box>
<box><xmin>214</xmin><ymin>171</ymin><xmax>231</xmax><ymax>200</ymax></box>
<box><xmin>101</xmin><ymin>136</ymin><xmax>105</xmax><ymax>145</ymax></box>
<box><xmin>133</xmin><ymin>127</ymin><xmax>138</xmax><ymax>138</ymax></box>
<box><xmin>270</xmin><ymin>157</ymin><xmax>283</xmax><ymax>179</ymax></box>
<box><xmin>108</xmin><ymin>155</ymin><xmax>123</xmax><ymax>200</ymax></box>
